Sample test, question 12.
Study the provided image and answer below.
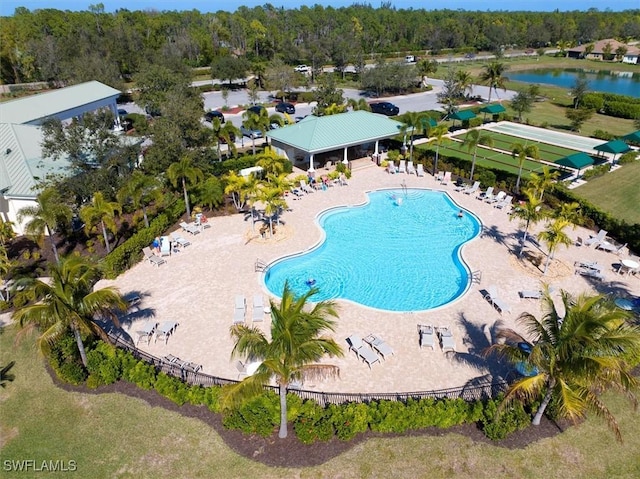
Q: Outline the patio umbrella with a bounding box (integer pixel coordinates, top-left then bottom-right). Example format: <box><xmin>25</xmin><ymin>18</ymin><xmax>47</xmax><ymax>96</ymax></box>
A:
<box><xmin>479</xmin><ymin>104</ymin><xmax>506</xmax><ymax>121</ymax></box>
<box><xmin>556</xmin><ymin>152</ymin><xmax>594</xmax><ymax>177</ymax></box>
<box><xmin>448</xmin><ymin>109</ymin><xmax>476</xmax><ymax>128</ymax></box>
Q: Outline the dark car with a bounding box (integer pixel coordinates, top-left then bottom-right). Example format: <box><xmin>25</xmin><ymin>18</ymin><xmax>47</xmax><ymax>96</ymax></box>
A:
<box><xmin>275</xmin><ymin>102</ymin><xmax>295</xmax><ymax>114</ymax></box>
<box><xmin>246</xmin><ymin>105</ymin><xmax>265</xmax><ymax>116</ymax></box>
<box><xmin>370</xmin><ymin>102</ymin><xmax>399</xmax><ymax>116</ymax></box>
<box><xmin>204</xmin><ymin>110</ymin><xmax>225</xmax><ymax>123</ymax></box>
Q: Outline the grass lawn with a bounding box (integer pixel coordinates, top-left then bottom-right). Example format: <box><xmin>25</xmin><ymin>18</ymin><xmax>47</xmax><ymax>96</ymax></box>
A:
<box><xmin>3</xmin><ymin>325</ymin><xmax>640</xmax><ymax>478</ymax></box>
<box><xmin>573</xmin><ymin>160</ymin><xmax>640</xmax><ymax>225</ymax></box>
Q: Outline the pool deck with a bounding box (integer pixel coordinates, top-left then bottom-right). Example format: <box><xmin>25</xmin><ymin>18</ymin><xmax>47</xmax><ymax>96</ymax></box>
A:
<box><xmin>95</xmin><ymin>163</ymin><xmax>640</xmax><ymax>394</ymax></box>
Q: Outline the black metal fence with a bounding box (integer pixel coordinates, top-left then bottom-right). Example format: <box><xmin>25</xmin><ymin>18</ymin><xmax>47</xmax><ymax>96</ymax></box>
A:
<box><xmin>107</xmin><ymin>331</ymin><xmax>508</xmax><ymax>406</ymax></box>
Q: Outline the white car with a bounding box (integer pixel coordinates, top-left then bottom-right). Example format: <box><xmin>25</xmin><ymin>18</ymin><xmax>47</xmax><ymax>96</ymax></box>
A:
<box><xmin>294</xmin><ymin>64</ymin><xmax>310</xmax><ymax>73</ymax></box>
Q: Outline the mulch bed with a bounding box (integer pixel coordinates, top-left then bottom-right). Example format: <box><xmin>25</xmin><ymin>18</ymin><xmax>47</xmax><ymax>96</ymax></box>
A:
<box><xmin>52</xmin><ymin>372</ymin><xmax>568</xmax><ymax>468</ymax></box>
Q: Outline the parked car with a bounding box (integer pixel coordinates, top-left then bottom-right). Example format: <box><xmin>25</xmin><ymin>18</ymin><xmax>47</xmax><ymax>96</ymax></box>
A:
<box><xmin>464</xmin><ymin>53</ymin><xmax>476</xmax><ymax>59</ymax></box>
<box><xmin>275</xmin><ymin>102</ymin><xmax>295</xmax><ymax>114</ymax></box>
<box><xmin>204</xmin><ymin>110</ymin><xmax>225</xmax><ymax>123</ymax></box>
<box><xmin>294</xmin><ymin>64</ymin><xmax>310</xmax><ymax>73</ymax></box>
<box><xmin>241</xmin><ymin>124</ymin><xmax>263</xmax><ymax>138</ymax></box>
<box><xmin>405</xmin><ymin>55</ymin><xmax>416</xmax><ymax>63</ymax></box>
<box><xmin>370</xmin><ymin>102</ymin><xmax>400</xmax><ymax>116</ymax></box>
<box><xmin>246</xmin><ymin>105</ymin><xmax>265</xmax><ymax>116</ymax></box>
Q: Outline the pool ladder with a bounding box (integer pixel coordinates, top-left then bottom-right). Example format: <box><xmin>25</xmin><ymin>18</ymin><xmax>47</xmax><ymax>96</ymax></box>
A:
<box><xmin>255</xmin><ymin>259</ymin><xmax>267</xmax><ymax>272</ymax></box>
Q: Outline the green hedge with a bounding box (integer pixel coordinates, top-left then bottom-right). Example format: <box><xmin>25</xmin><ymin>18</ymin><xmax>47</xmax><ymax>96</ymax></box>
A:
<box><xmin>580</xmin><ymin>92</ymin><xmax>640</xmax><ymax>119</ymax></box>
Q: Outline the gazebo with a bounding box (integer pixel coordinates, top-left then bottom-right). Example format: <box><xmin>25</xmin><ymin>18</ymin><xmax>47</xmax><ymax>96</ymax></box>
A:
<box><xmin>621</xmin><ymin>130</ymin><xmax>640</xmax><ymax>145</ymax></box>
<box><xmin>479</xmin><ymin>104</ymin><xmax>506</xmax><ymax>121</ymax></box>
<box><xmin>449</xmin><ymin>109</ymin><xmax>476</xmax><ymax>128</ymax></box>
<box><xmin>594</xmin><ymin>139</ymin><xmax>631</xmax><ymax>163</ymax></box>
<box><xmin>556</xmin><ymin>152</ymin><xmax>594</xmax><ymax>177</ymax></box>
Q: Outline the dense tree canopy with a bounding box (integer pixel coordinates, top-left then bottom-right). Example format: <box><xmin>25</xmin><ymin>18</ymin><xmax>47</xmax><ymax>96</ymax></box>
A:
<box><xmin>2</xmin><ymin>6</ymin><xmax>638</xmax><ymax>85</ymax></box>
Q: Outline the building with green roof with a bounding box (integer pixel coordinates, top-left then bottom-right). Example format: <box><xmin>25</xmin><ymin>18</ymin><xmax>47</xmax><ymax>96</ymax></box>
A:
<box><xmin>266</xmin><ymin>110</ymin><xmax>406</xmax><ymax>171</ymax></box>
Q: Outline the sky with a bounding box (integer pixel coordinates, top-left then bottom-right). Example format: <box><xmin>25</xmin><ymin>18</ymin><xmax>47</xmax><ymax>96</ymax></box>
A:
<box><xmin>1</xmin><ymin>0</ymin><xmax>638</xmax><ymax>16</ymax></box>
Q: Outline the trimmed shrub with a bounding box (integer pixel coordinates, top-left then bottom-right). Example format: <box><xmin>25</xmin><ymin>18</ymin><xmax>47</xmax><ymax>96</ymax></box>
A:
<box><xmin>154</xmin><ymin>372</ymin><xmax>190</xmax><ymax>405</ymax></box>
<box><xmin>480</xmin><ymin>396</ymin><xmax>531</xmax><ymax>440</ymax></box>
<box><xmin>618</xmin><ymin>151</ymin><xmax>638</xmax><ymax>165</ymax></box>
<box><xmin>329</xmin><ymin>402</ymin><xmax>370</xmax><ymax>441</ymax></box>
<box><xmin>222</xmin><ymin>393</ymin><xmax>279</xmax><ymax>437</ymax></box>
<box><xmin>581</xmin><ymin>93</ymin><xmax>604</xmax><ymax>111</ymax></box>
<box><xmin>47</xmin><ymin>330</ymin><xmax>88</xmax><ymax>385</ymax></box>
<box><xmin>293</xmin><ymin>400</ymin><xmax>334</xmax><ymax>444</ymax></box>
<box><xmin>591</xmin><ymin>129</ymin><xmax>614</xmax><ymax>141</ymax></box>
<box><xmin>124</xmin><ymin>360</ymin><xmax>157</xmax><ymax>390</ymax></box>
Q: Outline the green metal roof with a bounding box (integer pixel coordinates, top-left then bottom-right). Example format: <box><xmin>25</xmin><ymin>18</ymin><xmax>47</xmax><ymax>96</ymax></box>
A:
<box><xmin>0</xmin><ymin>81</ymin><xmax>121</xmax><ymax>125</ymax></box>
<box><xmin>594</xmin><ymin>139</ymin><xmax>630</xmax><ymax>154</ymax></box>
<box><xmin>266</xmin><ymin>110</ymin><xmax>405</xmax><ymax>153</ymax></box>
<box><xmin>621</xmin><ymin>130</ymin><xmax>640</xmax><ymax>144</ymax></box>
<box><xmin>479</xmin><ymin>104</ymin><xmax>506</xmax><ymax>114</ymax></box>
<box><xmin>556</xmin><ymin>152</ymin><xmax>594</xmax><ymax>170</ymax></box>
<box><xmin>0</xmin><ymin>124</ymin><xmax>71</xmax><ymax>198</ymax></box>
<box><xmin>450</xmin><ymin>109</ymin><xmax>476</xmax><ymax>121</ymax></box>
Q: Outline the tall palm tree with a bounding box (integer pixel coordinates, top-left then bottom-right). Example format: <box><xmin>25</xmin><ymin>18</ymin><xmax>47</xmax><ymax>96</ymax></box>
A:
<box><xmin>554</xmin><ymin>201</ymin><xmax>582</xmax><ymax>226</ymax></box>
<box><xmin>257</xmin><ymin>185</ymin><xmax>288</xmax><ymax>236</ymax></box>
<box><xmin>526</xmin><ymin>166</ymin><xmax>559</xmax><ymax>201</ymax></box>
<box><xmin>18</xmin><ymin>188</ymin><xmax>72</xmax><ymax>264</ymax></box>
<box><xmin>211</xmin><ymin>119</ymin><xmax>240</xmax><ymax>160</ymax></box>
<box><xmin>223</xmin><ymin>171</ymin><xmax>259</xmax><ymax>212</ymax></box>
<box><xmin>347</xmin><ymin>98</ymin><xmax>371</xmax><ymax>111</ymax></box>
<box><xmin>13</xmin><ymin>256</ymin><xmax>127</xmax><ymax>367</ymax></box>
<box><xmin>479</xmin><ymin>61</ymin><xmax>508</xmax><ymax>103</ymax></box>
<box><xmin>485</xmin><ymin>291</ymin><xmax>640</xmax><ymax>441</ymax></box>
<box><xmin>538</xmin><ymin>219</ymin><xmax>573</xmax><ymax>275</ymax></box>
<box><xmin>510</xmin><ymin>189</ymin><xmax>546</xmax><ymax>257</ymax></box>
<box><xmin>399</xmin><ymin>111</ymin><xmax>429</xmax><ymax>163</ymax></box>
<box><xmin>430</xmin><ymin>124</ymin><xmax>450</xmax><ymax>176</ymax></box>
<box><xmin>257</xmin><ymin>150</ymin><xmax>287</xmax><ymax>177</ymax></box>
<box><xmin>461</xmin><ymin>129</ymin><xmax>494</xmax><ymax>182</ymax></box>
<box><xmin>242</xmin><ymin>109</ymin><xmax>270</xmax><ymax>155</ymax></box>
<box><xmin>511</xmin><ymin>143</ymin><xmax>539</xmax><ymax>193</ymax></box>
<box><xmin>167</xmin><ymin>156</ymin><xmax>204</xmax><ymax>218</ymax></box>
<box><xmin>117</xmin><ymin>171</ymin><xmax>163</xmax><ymax>228</ymax></box>
<box><xmin>455</xmin><ymin>70</ymin><xmax>474</xmax><ymax>99</ymax></box>
<box><xmin>80</xmin><ymin>192</ymin><xmax>121</xmax><ymax>254</ymax></box>
<box><xmin>223</xmin><ymin>282</ymin><xmax>343</xmax><ymax>439</ymax></box>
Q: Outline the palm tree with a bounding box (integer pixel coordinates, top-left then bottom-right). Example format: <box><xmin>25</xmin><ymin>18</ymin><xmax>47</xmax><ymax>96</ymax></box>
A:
<box><xmin>257</xmin><ymin>185</ymin><xmax>288</xmax><ymax>236</ymax></box>
<box><xmin>511</xmin><ymin>143</ymin><xmax>539</xmax><ymax>193</ymax></box>
<box><xmin>223</xmin><ymin>171</ymin><xmax>259</xmax><ymax>212</ymax></box>
<box><xmin>479</xmin><ymin>61</ymin><xmax>508</xmax><ymax>103</ymax></box>
<box><xmin>0</xmin><ymin>219</ymin><xmax>15</xmax><ymax>249</ymax></box>
<box><xmin>211</xmin><ymin>119</ymin><xmax>240</xmax><ymax>160</ymax></box>
<box><xmin>80</xmin><ymin>192</ymin><xmax>121</xmax><ymax>254</ymax></box>
<box><xmin>117</xmin><ymin>171</ymin><xmax>162</xmax><ymax>228</ymax></box>
<box><xmin>167</xmin><ymin>156</ymin><xmax>204</xmax><ymax>218</ymax></box>
<box><xmin>13</xmin><ymin>255</ymin><xmax>127</xmax><ymax>367</ymax></box>
<box><xmin>18</xmin><ymin>188</ymin><xmax>72</xmax><ymax>264</ymax></box>
<box><xmin>538</xmin><ymin>219</ymin><xmax>573</xmax><ymax>275</ymax></box>
<box><xmin>257</xmin><ymin>150</ymin><xmax>287</xmax><ymax>177</ymax></box>
<box><xmin>485</xmin><ymin>291</ymin><xmax>640</xmax><ymax>441</ymax></box>
<box><xmin>242</xmin><ymin>109</ymin><xmax>270</xmax><ymax>155</ymax></box>
<box><xmin>430</xmin><ymin>124</ymin><xmax>450</xmax><ymax>176</ymax></box>
<box><xmin>526</xmin><ymin>166</ymin><xmax>559</xmax><ymax>201</ymax></box>
<box><xmin>223</xmin><ymin>282</ymin><xmax>343</xmax><ymax>438</ymax></box>
<box><xmin>510</xmin><ymin>189</ymin><xmax>546</xmax><ymax>257</ymax></box>
<box><xmin>399</xmin><ymin>111</ymin><xmax>429</xmax><ymax>163</ymax></box>
<box><xmin>455</xmin><ymin>70</ymin><xmax>474</xmax><ymax>99</ymax></box>
<box><xmin>461</xmin><ymin>129</ymin><xmax>494</xmax><ymax>182</ymax></box>
<box><xmin>554</xmin><ymin>201</ymin><xmax>582</xmax><ymax>226</ymax></box>
<box><xmin>347</xmin><ymin>98</ymin><xmax>370</xmax><ymax>111</ymax></box>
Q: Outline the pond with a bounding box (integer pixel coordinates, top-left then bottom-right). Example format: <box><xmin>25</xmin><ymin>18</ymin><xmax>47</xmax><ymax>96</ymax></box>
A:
<box><xmin>509</xmin><ymin>68</ymin><xmax>640</xmax><ymax>98</ymax></box>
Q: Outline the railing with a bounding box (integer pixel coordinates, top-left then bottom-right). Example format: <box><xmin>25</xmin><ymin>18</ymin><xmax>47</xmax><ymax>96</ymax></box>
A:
<box><xmin>254</xmin><ymin>258</ymin><xmax>267</xmax><ymax>272</ymax></box>
<box><xmin>107</xmin><ymin>331</ymin><xmax>507</xmax><ymax>405</ymax></box>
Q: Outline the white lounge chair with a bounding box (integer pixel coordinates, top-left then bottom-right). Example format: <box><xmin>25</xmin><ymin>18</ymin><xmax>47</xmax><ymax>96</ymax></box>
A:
<box><xmin>577</xmin><ymin>267</ymin><xmax>606</xmax><ymax>281</ymax></box>
<box><xmin>574</xmin><ymin>260</ymin><xmax>603</xmax><ymax>272</ymax></box>
<box><xmin>495</xmin><ymin>195</ymin><xmax>513</xmax><ymax>209</ymax></box>
<box><xmin>155</xmin><ymin>321</ymin><xmax>179</xmax><ymax>344</ymax></box>
<box><xmin>435</xmin><ymin>171</ymin><xmax>444</xmax><ymax>181</ymax></box>
<box><xmin>439</xmin><ymin>327</ymin><xmax>456</xmax><ymax>353</ymax></box>
<box><xmin>233</xmin><ymin>295</ymin><xmax>246</xmax><ymax>324</ymax></box>
<box><xmin>486</xmin><ymin>191</ymin><xmax>506</xmax><ymax>204</ymax></box>
<box><xmin>171</xmin><ymin>231</ymin><xmax>191</xmax><ymax>248</ymax></box>
<box><xmin>584</xmin><ymin>229</ymin><xmax>607</xmax><ymax>247</ymax></box>
<box><xmin>300</xmin><ymin>179</ymin><xmax>314</xmax><ymax>193</ymax></box>
<box><xmin>159</xmin><ymin>235</ymin><xmax>171</xmax><ymax>256</ymax></box>
<box><xmin>596</xmin><ymin>241</ymin><xmax>626</xmax><ymax>255</ymax></box>
<box><xmin>136</xmin><ymin>320</ymin><xmax>157</xmax><ymax>345</ymax></box>
<box><xmin>416</xmin><ymin>164</ymin><xmax>425</xmax><ymax>177</ymax></box>
<box><xmin>398</xmin><ymin>160</ymin><xmax>407</xmax><ymax>173</ymax></box>
<box><xmin>418</xmin><ymin>324</ymin><xmax>435</xmax><ymax>350</ymax></box>
<box><xmin>440</xmin><ymin>171</ymin><xmax>452</xmax><ymax>185</ymax></box>
<box><xmin>463</xmin><ymin>181</ymin><xmax>480</xmax><ymax>195</ymax></box>
<box><xmin>519</xmin><ymin>290</ymin><xmax>542</xmax><ymax>300</ymax></box>
<box><xmin>346</xmin><ymin>335</ymin><xmax>380</xmax><ymax>368</ymax></box>
<box><xmin>180</xmin><ymin>221</ymin><xmax>201</xmax><ymax>235</ymax></box>
<box><xmin>484</xmin><ymin>285</ymin><xmax>511</xmax><ymax>314</ymax></box>
<box><xmin>236</xmin><ymin>360</ymin><xmax>248</xmax><ymax>379</ymax></box>
<box><xmin>407</xmin><ymin>161</ymin><xmax>416</xmax><ymax>175</ymax></box>
<box><xmin>477</xmin><ymin>186</ymin><xmax>494</xmax><ymax>201</ymax></box>
<box><xmin>387</xmin><ymin>161</ymin><xmax>396</xmax><ymax>174</ymax></box>
<box><xmin>364</xmin><ymin>334</ymin><xmax>394</xmax><ymax>359</ymax></box>
<box><xmin>252</xmin><ymin>294</ymin><xmax>265</xmax><ymax>322</ymax></box>
<box><xmin>142</xmin><ymin>247</ymin><xmax>166</xmax><ymax>267</ymax></box>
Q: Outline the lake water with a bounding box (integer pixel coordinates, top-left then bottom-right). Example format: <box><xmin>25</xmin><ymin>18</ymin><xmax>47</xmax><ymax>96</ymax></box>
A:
<box><xmin>509</xmin><ymin>68</ymin><xmax>640</xmax><ymax>98</ymax></box>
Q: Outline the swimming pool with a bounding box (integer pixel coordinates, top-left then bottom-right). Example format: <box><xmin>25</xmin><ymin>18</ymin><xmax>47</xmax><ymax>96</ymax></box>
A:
<box><xmin>264</xmin><ymin>189</ymin><xmax>481</xmax><ymax>312</ymax></box>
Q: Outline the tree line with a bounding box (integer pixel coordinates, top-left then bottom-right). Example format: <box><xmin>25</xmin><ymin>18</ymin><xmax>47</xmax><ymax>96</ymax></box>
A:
<box><xmin>1</xmin><ymin>5</ymin><xmax>639</xmax><ymax>87</ymax></box>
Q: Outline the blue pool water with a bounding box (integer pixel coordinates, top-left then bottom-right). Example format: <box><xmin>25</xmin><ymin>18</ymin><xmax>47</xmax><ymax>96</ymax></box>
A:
<box><xmin>264</xmin><ymin>189</ymin><xmax>481</xmax><ymax>312</ymax></box>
